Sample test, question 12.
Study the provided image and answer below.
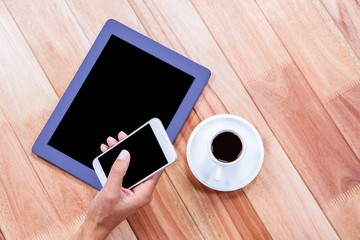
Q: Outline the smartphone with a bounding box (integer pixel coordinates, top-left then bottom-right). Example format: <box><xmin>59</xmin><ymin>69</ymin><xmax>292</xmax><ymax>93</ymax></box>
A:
<box><xmin>92</xmin><ymin>118</ymin><xmax>177</xmax><ymax>189</ymax></box>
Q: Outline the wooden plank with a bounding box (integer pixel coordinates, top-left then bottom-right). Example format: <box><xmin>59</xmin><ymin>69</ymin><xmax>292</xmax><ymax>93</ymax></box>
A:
<box><xmin>269</xmin><ymin>87</ymin><xmax>360</xmax><ymax>201</ymax></box>
<box><xmin>246</xmin><ymin>136</ymin><xmax>339</xmax><ymax>239</ymax></box>
<box><xmin>0</xmin><ymin>114</ymin><xmax>21</xmax><ymax>240</ymax></box>
<box><xmin>324</xmin><ymin>85</ymin><xmax>360</xmax><ymax>239</ymax></box>
<box><xmin>320</xmin><ymin>0</ymin><xmax>360</xmax><ymax>57</ymax></box>
<box><xmin>252</xmin><ymin>1</ymin><xmax>360</xmax><ymax>238</ymax></box>
<box><xmin>127</xmin><ymin>170</ymin><xmax>203</xmax><ymax>239</ymax></box>
<box><xmin>324</xmin><ymin>184</ymin><xmax>360</xmax><ymax>240</ymax></box>
<box><xmin>248</xmin><ymin>63</ymin><xmax>360</xmax><ymax>204</ymax></box>
<box><xmin>256</xmin><ymin>0</ymin><xmax>360</xmax><ymax>103</ymax></box>
<box><xmin>0</xmin><ymin>1</ymin><xmax>135</xmax><ymax>238</ymax></box>
<box><xmin>0</xmin><ymin>113</ymin><xmax>69</xmax><ymax>239</ymax></box>
<box><xmin>254</xmin><ymin>0</ymin><xmax>360</xmax><ymax>161</ymax></box>
<box><xmin>320</xmin><ymin>1</ymin><xmax>360</xmax><ymax>163</ymax></box>
<box><xmin>4</xmin><ymin>0</ymin><xmax>89</xmax><ymax>96</ymax></box>
<box><xmin>65</xmin><ymin>0</ymin><xmax>143</xmax><ymax>43</ymax></box>
<box><xmin>325</xmin><ymin>84</ymin><xmax>360</xmax><ymax>160</ymax></box>
<box><xmin>62</xmin><ymin>212</ymin><xmax>136</xmax><ymax>240</ymax></box>
<box><xmin>248</xmin><ymin>63</ymin><xmax>360</xmax><ymax>239</ymax></box>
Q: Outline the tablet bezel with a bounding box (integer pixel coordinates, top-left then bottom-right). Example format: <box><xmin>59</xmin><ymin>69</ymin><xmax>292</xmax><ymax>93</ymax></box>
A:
<box><xmin>32</xmin><ymin>19</ymin><xmax>210</xmax><ymax>190</ymax></box>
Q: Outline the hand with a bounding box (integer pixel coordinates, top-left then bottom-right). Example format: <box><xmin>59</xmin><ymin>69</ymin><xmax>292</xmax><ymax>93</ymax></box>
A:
<box><xmin>74</xmin><ymin>131</ymin><xmax>163</xmax><ymax>240</ymax></box>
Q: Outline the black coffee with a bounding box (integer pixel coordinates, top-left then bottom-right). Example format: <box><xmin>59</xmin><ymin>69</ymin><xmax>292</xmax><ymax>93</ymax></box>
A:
<box><xmin>211</xmin><ymin>131</ymin><xmax>242</xmax><ymax>163</ymax></box>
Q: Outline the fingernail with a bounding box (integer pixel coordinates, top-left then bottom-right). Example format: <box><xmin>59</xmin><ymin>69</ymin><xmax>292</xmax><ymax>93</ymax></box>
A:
<box><xmin>117</xmin><ymin>150</ymin><xmax>129</xmax><ymax>161</ymax></box>
<box><xmin>100</xmin><ymin>144</ymin><xmax>107</xmax><ymax>150</ymax></box>
<box><xmin>107</xmin><ymin>136</ymin><xmax>116</xmax><ymax>141</ymax></box>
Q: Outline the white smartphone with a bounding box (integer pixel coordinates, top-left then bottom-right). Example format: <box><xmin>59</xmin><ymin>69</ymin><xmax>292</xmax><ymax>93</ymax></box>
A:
<box><xmin>92</xmin><ymin>118</ymin><xmax>177</xmax><ymax>189</ymax></box>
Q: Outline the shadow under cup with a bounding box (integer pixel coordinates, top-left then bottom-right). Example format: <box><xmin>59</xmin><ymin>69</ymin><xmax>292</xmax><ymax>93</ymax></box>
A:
<box><xmin>210</xmin><ymin>130</ymin><xmax>244</xmax><ymax>164</ymax></box>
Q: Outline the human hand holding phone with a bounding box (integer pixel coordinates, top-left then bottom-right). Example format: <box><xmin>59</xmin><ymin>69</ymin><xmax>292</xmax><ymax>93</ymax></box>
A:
<box><xmin>93</xmin><ymin>118</ymin><xmax>177</xmax><ymax>189</ymax></box>
<box><xmin>74</xmin><ymin>131</ymin><xmax>163</xmax><ymax>240</ymax></box>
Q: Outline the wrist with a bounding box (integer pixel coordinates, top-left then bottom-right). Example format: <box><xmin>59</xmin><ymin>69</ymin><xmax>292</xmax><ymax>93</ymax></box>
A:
<box><xmin>74</xmin><ymin>217</ymin><xmax>111</xmax><ymax>240</ymax></box>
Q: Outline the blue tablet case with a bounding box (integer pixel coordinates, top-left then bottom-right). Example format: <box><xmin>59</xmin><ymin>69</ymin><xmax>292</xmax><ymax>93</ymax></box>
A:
<box><xmin>32</xmin><ymin>19</ymin><xmax>211</xmax><ymax>190</ymax></box>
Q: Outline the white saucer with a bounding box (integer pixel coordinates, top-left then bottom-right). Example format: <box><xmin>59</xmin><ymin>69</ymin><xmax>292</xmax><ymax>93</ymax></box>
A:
<box><xmin>186</xmin><ymin>114</ymin><xmax>264</xmax><ymax>191</ymax></box>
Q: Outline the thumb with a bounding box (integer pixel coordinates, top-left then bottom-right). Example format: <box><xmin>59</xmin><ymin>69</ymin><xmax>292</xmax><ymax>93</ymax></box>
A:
<box><xmin>104</xmin><ymin>149</ymin><xmax>130</xmax><ymax>192</ymax></box>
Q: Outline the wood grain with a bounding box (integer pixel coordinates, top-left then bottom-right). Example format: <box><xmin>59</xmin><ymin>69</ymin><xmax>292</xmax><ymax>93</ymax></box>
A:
<box><xmin>246</xmin><ymin>136</ymin><xmax>339</xmax><ymax>239</ymax></box>
<box><xmin>3</xmin><ymin>0</ymin><xmax>89</xmax><ymax>96</ymax></box>
<box><xmin>324</xmin><ymin>184</ymin><xmax>360</xmax><ymax>240</ymax></box>
<box><xmin>325</xmin><ymin>84</ymin><xmax>360</xmax><ymax>160</ymax></box>
<box><xmin>127</xmin><ymin>172</ymin><xmax>203</xmax><ymax>239</ymax></box>
<box><xmin>254</xmin><ymin>2</ymin><xmax>360</xmax><ymax>166</ymax></box>
<box><xmin>65</xmin><ymin>0</ymin><xmax>142</xmax><ymax>43</ymax></box>
<box><xmin>1</xmin><ymin>0</ymin><xmax>94</xmax><ymax>206</ymax></box>
<box><xmin>0</xmin><ymin>112</ymin><xmax>70</xmax><ymax>239</ymax></box>
<box><xmin>247</xmin><ymin>63</ymin><xmax>360</xmax><ymax>203</ymax></box>
<box><xmin>256</xmin><ymin>0</ymin><xmax>360</xmax><ymax>103</ymax></box>
<box><xmin>320</xmin><ymin>0</ymin><xmax>360</xmax><ymax>57</ymax></box>
<box><xmin>253</xmin><ymin>1</ymin><xmax>360</xmax><ymax>238</ymax></box>
<box><xmin>250</xmin><ymin>63</ymin><xmax>360</xmax><ymax>238</ymax></box>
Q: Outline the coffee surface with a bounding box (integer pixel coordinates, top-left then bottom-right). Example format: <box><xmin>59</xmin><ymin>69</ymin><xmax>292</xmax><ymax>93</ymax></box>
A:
<box><xmin>211</xmin><ymin>131</ymin><xmax>242</xmax><ymax>163</ymax></box>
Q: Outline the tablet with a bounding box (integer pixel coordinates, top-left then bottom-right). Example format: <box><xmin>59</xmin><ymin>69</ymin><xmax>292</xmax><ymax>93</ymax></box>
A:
<box><xmin>32</xmin><ymin>19</ymin><xmax>211</xmax><ymax>190</ymax></box>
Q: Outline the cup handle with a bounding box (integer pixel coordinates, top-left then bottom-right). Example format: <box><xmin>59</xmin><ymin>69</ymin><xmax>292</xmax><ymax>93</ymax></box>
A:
<box><xmin>215</xmin><ymin>166</ymin><xmax>223</xmax><ymax>181</ymax></box>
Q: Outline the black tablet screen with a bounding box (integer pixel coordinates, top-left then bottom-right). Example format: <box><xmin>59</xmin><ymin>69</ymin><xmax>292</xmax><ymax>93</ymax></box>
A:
<box><xmin>48</xmin><ymin>35</ymin><xmax>194</xmax><ymax>168</ymax></box>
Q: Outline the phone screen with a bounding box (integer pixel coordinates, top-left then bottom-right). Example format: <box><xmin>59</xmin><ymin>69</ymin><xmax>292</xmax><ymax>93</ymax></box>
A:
<box><xmin>97</xmin><ymin>123</ymin><xmax>168</xmax><ymax>188</ymax></box>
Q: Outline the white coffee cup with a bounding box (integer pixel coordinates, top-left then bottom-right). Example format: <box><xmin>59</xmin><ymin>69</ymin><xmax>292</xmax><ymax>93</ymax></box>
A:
<box><xmin>208</xmin><ymin>129</ymin><xmax>246</xmax><ymax>181</ymax></box>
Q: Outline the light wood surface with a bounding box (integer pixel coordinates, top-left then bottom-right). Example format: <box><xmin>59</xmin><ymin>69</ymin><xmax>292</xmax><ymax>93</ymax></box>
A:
<box><xmin>0</xmin><ymin>0</ymin><xmax>359</xmax><ymax>239</ymax></box>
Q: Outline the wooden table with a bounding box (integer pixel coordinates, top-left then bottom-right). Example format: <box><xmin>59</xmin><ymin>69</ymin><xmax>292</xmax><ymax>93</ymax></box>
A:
<box><xmin>1</xmin><ymin>0</ymin><xmax>359</xmax><ymax>239</ymax></box>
